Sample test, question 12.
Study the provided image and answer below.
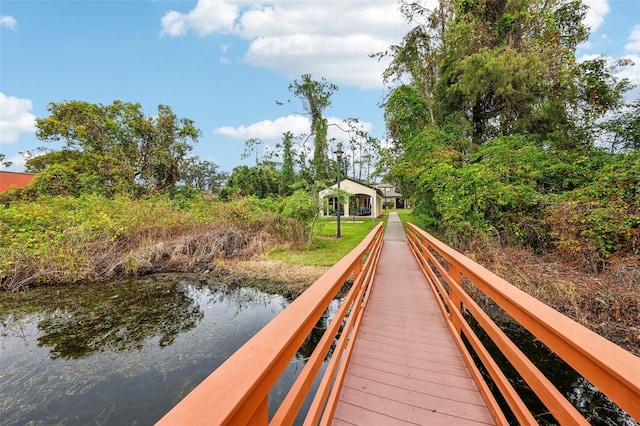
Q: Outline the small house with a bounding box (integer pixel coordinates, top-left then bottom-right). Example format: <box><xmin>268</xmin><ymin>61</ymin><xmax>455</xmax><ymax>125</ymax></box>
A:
<box><xmin>319</xmin><ymin>178</ymin><xmax>384</xmax><ymax>218</ymax></box>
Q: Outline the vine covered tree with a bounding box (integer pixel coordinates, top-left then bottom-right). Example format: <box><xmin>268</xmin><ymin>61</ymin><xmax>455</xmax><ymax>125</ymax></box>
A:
<box><xmin>288</xmin><ymin>74</ymin><xmax>338</xmax><ymax>181</ymax></box>
<box><xmin>279</xmin><ymin>131</ymin><xmax>296</xmax><ymax>195</ymax></box>
<box><xmin>377</xmin><ymin>0</ymin><xmax>639</xmax><ymax>264</ymax></box>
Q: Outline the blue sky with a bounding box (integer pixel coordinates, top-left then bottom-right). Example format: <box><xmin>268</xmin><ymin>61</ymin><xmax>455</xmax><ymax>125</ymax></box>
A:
<box><xmin>1</xmin><ymin>0</ymin><xmax>639</xmax><ymax>174</ymax></box>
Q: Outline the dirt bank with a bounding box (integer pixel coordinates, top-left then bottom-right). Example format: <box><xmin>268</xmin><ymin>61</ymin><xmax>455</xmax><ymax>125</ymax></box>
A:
<box><xmin>204</xmin><ymin>258</ymin><xmax>329</xmax><ymax>299</ymax></box>
<box><xmin>468</xmin><ymin>243</ymin><xmax>640</xmax><ymax>356</ymax></box>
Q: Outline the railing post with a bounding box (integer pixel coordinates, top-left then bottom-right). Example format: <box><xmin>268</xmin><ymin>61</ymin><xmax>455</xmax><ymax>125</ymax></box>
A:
<box><xmin>354</xmin><ymin>255</ymin><xmax>362</xmax><ymax>278</ymax></box>
<box><xmin>247</xmin><ymin>396</ymin><xmax>268</xmax><ymax>424</ymax></box>
<box><xmin>448</xmin><ymin>262</ymin><xmax>463</xmax><ymax>333</ymax></box>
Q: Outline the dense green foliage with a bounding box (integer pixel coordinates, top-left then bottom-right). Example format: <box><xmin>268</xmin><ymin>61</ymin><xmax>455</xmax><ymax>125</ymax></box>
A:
<box><xmin>1</xmin><ymin>94</ymin><xmax>336</xmax><ymax>288</ymax></box>
<box><xmin>0</xmin><ymin>194</ymin><xmax>308</xmax><ymax>289</ymax></box>
<box><xmin>395</xmin><ymin>128</ymin><xmax>639</xmax><ymax>266</ymax></box>
<box><xmin>220</xmin><ymin>165</ymin><xmax>281</xmax><ymax>199</ymax></box>
<box><xmin>382</xmin><ymin>0</ymin><xmax>631</xmax><ymax>147</ymax></box>
<box><xmin>1</xmin><ymin>82</ymin><xmax>383</xmax><ymax>290</ymax></box>
<box><xmin>30</xmin><ymin>100</ymin><xmax>203</xmax><ymax>196</ymax></box>
<box><xmin>381</xmin><ymin>0</ymin><xmax>639</xmax><ymax>268</ymax></box>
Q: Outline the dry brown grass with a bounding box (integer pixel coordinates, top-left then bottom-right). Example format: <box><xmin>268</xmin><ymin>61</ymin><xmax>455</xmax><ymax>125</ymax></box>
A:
<box><xmin>2</xmin><ymin>221</ymin><xmax>306</xmax><ymax>291</ymax></box>
<box><xmin>462</xmin><ymin>237</ymin><xmax>640</xmax><ymax>355</ymax></box>
<box><xmin>116</xmin><ymin>225</ymin><xmax>265</xmax><ymax>273</ymax></box>
<box><xmin>209</xmin><ymin>258</ymin><xmax>329</xmax><ymax>299</ymax></box>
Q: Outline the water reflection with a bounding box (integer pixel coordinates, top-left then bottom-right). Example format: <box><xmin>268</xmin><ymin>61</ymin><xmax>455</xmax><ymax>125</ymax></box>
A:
<box><xmin>36</xmin><ymin>280</ymin><xmax>204</xmax><ymax>358</ymax></box>
<box><xmin>0</xmin><ymin>274</ymin><xmax>294</xmax><ymax>425</ymax></box>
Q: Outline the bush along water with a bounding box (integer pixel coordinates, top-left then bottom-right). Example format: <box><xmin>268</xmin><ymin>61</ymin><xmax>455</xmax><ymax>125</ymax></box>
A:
<box><xmin>0</xmin><ymin>193</ymin><xmax>306</xmax><ymax>290</ymax></box>
<box><xmin>393</xmin><ymin>131</ymin><xmax>640</xmax><ymax>266</ymax></box>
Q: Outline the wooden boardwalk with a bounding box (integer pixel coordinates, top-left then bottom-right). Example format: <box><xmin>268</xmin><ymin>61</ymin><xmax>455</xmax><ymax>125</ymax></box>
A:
<box><xmin>332</xmin><ymin>213</ymin><xmax>495</xmax><ymax>425</ymax></box>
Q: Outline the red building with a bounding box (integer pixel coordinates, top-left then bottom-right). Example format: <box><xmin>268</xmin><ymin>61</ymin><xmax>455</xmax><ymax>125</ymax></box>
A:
<box><xmin>0</xmin><ymin>171</ymin><xmax>36</xmax><ymax>192</ymax></box>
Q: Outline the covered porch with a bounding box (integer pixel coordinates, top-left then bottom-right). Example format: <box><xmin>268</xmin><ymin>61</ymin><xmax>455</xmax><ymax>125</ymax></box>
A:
<box><xmin>319</xmin><ymin>178</ymin><xmax>383</xmax><ymax>218</ymax></box>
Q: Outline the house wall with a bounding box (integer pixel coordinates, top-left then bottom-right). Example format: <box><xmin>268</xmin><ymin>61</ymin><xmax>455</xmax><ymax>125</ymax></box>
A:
<box><xmin>319</xmin><ymin>178</ymin><xmax>382</xmax><ymax>217</ymax></box>
<box><xmin>0</xmin><ymin>171</ymin><xmax>35</xmax><ymax>192</ymax></box>
<box><xmin>375</xmin><ymin>194</ymin><xmax>383</xmax><ymax>216</ymax></box>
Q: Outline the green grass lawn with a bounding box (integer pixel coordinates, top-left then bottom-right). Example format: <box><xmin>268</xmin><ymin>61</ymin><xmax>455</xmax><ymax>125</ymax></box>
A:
<box><xmin>269</xmin><ymin>216</ymin><xmax>384</xmax><ymax>266</ymax></box>
<box><xmin>269</xmin><ymin>210</ymin><xmax>418</xmax><ymax>267</ymax></box>
<box><xmin>394</xmin><ymin>209</ymin><xmax>420</xmax><ymax>230</ymax></box>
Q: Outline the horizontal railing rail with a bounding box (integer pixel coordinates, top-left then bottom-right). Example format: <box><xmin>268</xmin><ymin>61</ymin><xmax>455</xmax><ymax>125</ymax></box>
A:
<box><xmin>406</xmin><ymin>222</ymin><xmax>640</xmax><ymax>425</ymax></box>
<box><xmin>156</xmin><ymin>223</ymin><xmax>384</xmax><ymax>425</ymax></box>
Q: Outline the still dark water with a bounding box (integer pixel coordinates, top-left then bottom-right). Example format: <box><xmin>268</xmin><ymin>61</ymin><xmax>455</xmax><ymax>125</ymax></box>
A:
<box><xmin>0</xmin><ymin>274</ymin><xmax>327</xmax><ymax>425</ymax></box>
<box><xmin>2</xmin><ymin>274</ymin><xmax>638</xmax><ymax>425</ymax></box>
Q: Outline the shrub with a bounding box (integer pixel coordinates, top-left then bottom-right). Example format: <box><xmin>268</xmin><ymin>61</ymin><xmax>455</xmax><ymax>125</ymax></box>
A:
<box><xmin>0</xmin><ymin>194</ymin><xmax>306</xmax><ymax>289</ymax></box>
<box><xmin>31</xmin><ymin>164</ymin><xmax>80</xmax><ymax>197</ymax></box>
<box><xmin>545</xmin><ymin>151</ymin><xmax>640</xmax><ymax>268</ymax></box>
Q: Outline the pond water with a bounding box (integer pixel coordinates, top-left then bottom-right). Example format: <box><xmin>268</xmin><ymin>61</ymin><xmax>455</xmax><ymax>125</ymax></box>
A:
<box><xmin>3</xmin><ymin>274</ymin><xmax>637</xmax><ymax>425</ymax></box>
<box><xmin>464</xmin><ymin>308</ymin><xmax>639</xmax><ymax>426</ymax></box>
<box><xmin>0</xmin><ymin>274</ymin><xmax>329</xmax><ymax>425</ymax></box>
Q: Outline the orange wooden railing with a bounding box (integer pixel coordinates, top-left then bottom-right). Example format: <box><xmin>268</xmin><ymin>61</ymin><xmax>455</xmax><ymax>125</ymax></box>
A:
<box><xmin>156</xmin><ymin>223</ymin><xmax>384</xmax><ymax>425</ymax></box>
<box><xmin>406</xmin><ymin>222</ymin><xmax>640</xmax><ymax>424</ymax></box>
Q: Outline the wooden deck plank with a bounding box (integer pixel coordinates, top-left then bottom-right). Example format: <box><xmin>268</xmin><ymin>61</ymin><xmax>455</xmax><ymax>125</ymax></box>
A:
<box><xmin>343</xmin><ymin>365</ymin><xmax>483</xmax><ymax>401</ymax></box>
<box><xmin>348</xmin><ymin>353</ymin><xmax>476</xmax><ymax>384</ymax></box>
<box><xmin>332</xmin><ymin>213</ymin><xmax>495</xmax><ymax>425</ymax></box>
<box><xmin>335</xmin><ymin>386</ymin><xmax>493</xmax><ymax>425</ymax></box>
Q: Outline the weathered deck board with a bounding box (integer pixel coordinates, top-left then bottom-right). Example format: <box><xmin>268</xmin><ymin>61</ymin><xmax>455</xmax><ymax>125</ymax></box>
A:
<box><xmin>332</xmin><ymin>214</ymin><xmax>494</xmax><ymax>425</ymax></box>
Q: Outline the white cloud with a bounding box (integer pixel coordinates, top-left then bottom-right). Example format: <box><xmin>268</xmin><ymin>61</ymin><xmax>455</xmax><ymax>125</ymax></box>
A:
<box><xmin>0</xmin><ymin>93</ymin><xmax>36</xmax><ymax>144</ymax></box>
<box><xmin>0</xmin><ymin>153</ymin><xmax>27</xmax><ymax>171</ymax></box>
<box><xmin>0</xmin><ymin>15</ymin><xmax>17</xmax><ymax>30</ymax></box>
<box><xmin>160</xmin><ymin>0</ymin><xmax>240</xmax><ymax>37</ymax></box>
<box><xmin>160</xmin><ymin>1</ymin><xmax>408</xmax><ymax>89</ymax></box>
<box><xmin>236</xmin><ymin>2</ymin><xmax>404</xmax><ymax>40</ymax></box>
<box><xmin>215</xmin><ymin>114</ymin><xmax>372</xmax><ymax>142</ymax></box>
<box><xmin>160</xmin><ymin>11</ymin><xmax>186</xmax><ymax>36</ymax></box>
<box><xmin>625</xmin><ymin>25</ymin><xmax>640</xmax><ymax>54</ymax></box>
<box><xmin>215</xmin><ymin>114</ymin><xmax>310</xmax><ymax>139</ymax></box>
<box><xmin>245</xmin><ymin>34</ymin><xmax>391</xmax><ymax>88</ymax></box>
<box><xmin>582</xmin><ymin>0</ymin><xmax>609</xmax><ymax>32</ymax></box>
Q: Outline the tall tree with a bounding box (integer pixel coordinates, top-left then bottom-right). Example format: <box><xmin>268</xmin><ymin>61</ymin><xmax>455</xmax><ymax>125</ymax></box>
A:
<box><xmin>376</xmin><ymin>0</ymin><xmax>453</xmax><ymax>125</ymax></box>
<box><xmin>339</xmin><ymin>118</ymin><xmax>380</xmax><ymax>182</ymax></box>
<box><xmin>381</xmin><ymin>0</ymin><xmax>631</xmax><ymax>148</ymax></box>
<box><xmin>280</xmin><ymin>131</ymin><xmax>296</xmax><ymax>195</ymax></box>
<box><xmin>179</xmin><ymin>156</ymin><xmax>227</xmax><ymax>194</ymax></box>
<box><xmin>383</xmin><ymin>84</ymin><xmax>432</xmax><ymax>151</ymax></box>
<box><xmin>289</xmin><ymin>74</ymin><xmax>337</xmax><ymax>181</ymax></box>
<box><xmin>221</xmin><ymin>165</ymin><xmax>279</xmax><ymax>199</ymax></box>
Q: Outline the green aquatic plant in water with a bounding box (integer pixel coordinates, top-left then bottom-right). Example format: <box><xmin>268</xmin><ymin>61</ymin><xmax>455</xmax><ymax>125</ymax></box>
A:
<box><xmin>0</xmin><ymin>274</ymin><xmax>298</xmax><ymax>424</ymax></box>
